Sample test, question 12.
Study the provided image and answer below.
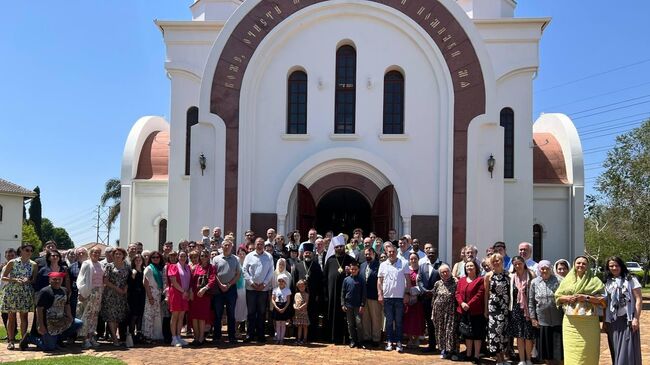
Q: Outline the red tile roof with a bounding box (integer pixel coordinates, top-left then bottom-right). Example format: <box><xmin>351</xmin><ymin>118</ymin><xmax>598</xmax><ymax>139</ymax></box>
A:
<box><xmin>533</xmin><ymin>133</ymin><xmax>569</xmax><ymax>184</ymax></box>
<box><xmin>135</xmin><ymin>131</ymin><xmax>169</xmax><ymax>179</ymax></box>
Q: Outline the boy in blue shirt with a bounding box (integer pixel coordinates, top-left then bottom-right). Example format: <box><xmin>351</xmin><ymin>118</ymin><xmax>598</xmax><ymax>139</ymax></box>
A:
<box><xmin>341</xmin><ymin>260</ymin><xmax>366</xmax><ymax>348</ymax></box>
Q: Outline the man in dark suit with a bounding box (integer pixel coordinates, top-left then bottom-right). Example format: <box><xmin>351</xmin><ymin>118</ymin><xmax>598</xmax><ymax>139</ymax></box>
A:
<box><xmin>359</xmin><ymin>247</ymin><xmax>382</xmax><ymax>347</ymax></box>
<box><xmin>417</xmin><ymin>242</ymin><xmax>443</xmax><ymax>352</ymax></box>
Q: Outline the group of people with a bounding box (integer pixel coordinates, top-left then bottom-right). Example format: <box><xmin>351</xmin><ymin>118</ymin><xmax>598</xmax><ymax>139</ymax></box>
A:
<box><xmin>0</xmin><ymin>227</ymin><xmax>643</xmax><ymax>365</ymax></box>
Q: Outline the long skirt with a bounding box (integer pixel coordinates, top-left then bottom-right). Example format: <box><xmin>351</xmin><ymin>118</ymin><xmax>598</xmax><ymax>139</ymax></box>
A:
<box><xmin>538</xmin><ymin>325</ymin><xmax>563</xmax><ymax>361</ymax></box>
<box><xmin>142</xmin><ymin>286</ymin><xmax>163</xmax><ymax>341</ymax></box>
<box><xmin>607</xmin><ymin>315</ymin><xmax>642</xmax><ymax>365</ymax></box>
<box><xmin>563</xmin><ymin>315</ymin><xmax>600</xmax><ymax>365</ymax></box>
<box><xmin>77</xmin><ymin>287</ymin><xmax>103</xmax><ymax>337</ymax></box>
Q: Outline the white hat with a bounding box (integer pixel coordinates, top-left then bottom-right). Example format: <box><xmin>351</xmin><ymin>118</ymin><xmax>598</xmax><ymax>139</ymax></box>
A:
<box><xmin>332</xmin><ymin>234</ymin><xmax>346</xmax><ymax>247</ymax></box>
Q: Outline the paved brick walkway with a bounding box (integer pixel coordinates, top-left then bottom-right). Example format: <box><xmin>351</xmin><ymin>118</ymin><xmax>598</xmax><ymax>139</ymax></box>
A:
<box><xmin>3</xmin><ymin>301</ymin><xmax>650</xmax><ymax>364</ymax></box>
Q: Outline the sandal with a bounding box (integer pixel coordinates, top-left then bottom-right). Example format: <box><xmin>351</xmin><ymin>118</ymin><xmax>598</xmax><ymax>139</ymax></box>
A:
<box><xmin>7</xmin><ymin>342</ymin><xmax>15</xmax><ymax>350</ymax></box>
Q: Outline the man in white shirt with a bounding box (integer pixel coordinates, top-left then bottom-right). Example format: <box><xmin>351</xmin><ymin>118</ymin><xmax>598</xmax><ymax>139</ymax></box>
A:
<box><xmin>242</xmin><ymin>238</ymin><xmax>274</xmax><ymax>343</ymax></box>
<box><xmin>377</xmin><ymin>244</ymin><xmax>411</xmax><ymax>353</ymax></box>
<box><xmin>518</xmin><ymin>242</ymin><xmax>538</xmax><ymax>273</ymax></box>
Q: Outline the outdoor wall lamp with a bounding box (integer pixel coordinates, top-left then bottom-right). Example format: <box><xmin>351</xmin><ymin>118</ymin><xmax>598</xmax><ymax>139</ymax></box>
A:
<box><xmin>487</xmin><ymin>154</ymin><xmax>495</xmax><ymax>178</ymax></box>
<box><xmin>199</xmin><ymin>153</ymin><xmax>206</xmax><ymax>175</ymax></box>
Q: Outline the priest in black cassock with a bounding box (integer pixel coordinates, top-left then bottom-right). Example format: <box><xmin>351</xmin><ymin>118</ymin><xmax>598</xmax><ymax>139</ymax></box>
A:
<box><xmin>291</xmin><ymin>243</ymin><xmax>324</xmax><ymax>341</ymax></box>
<box><xmin>323</xmin><ymin>235</ymin><xmax>354</xmax><ymax>344</ymax></box>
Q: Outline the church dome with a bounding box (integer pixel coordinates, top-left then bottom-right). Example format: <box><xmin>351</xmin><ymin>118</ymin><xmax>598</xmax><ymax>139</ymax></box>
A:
<box><xmin>533</xmin><ymin>132</ymin><xmax>568</xmax><ymax>184</ymax></box>
<box><xmin>135</xmin><ymin>130</ymin><xmax>169</xmax><ymax>179</ymax></box>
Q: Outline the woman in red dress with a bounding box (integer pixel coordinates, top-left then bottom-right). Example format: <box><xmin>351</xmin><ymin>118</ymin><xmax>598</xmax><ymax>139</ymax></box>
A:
<box><xmin>403</xmin><ymin>252</ymin><xmax>425</xmax><ymax>347</ymax></box>
<box><xmin>455</xmin><ymin>260</ymin><xmax>486</xmax><ymax>363</ymax></box>
<box><xmin>188</xmin><ymin>250</ymin><xmax>216</xmax><ymax>346</ymax></box>
<box><xmin>167</xmin><ymin>251</ymin><xmax>191</xmax><ymax>347</ymax></box>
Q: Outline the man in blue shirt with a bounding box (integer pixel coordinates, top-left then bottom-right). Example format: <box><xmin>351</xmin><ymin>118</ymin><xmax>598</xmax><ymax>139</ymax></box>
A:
<box><xmin>492</xmin><ymin>241</ymin><xmax>511</xmax><ymax>271</ymax></box>
<box><xmin>242</xmin><ymin>237</ymin><xmax>274</xmax><ymax>342</ymax></box>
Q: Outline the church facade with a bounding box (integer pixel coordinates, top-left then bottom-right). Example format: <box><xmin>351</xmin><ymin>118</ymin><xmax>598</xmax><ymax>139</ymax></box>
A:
<box><xmin>120</xmin><ymin>0</ymin><xmax>584</xmax><ymax>263</ymax></box>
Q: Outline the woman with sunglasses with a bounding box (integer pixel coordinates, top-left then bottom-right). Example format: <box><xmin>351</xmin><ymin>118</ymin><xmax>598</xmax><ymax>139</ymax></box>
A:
<box><xmin>188</xmin><ymin>250</ymin><xmax>216</xmax><ymax>346</ymax></box>
<box><xmin>33</xmin><ymin>249</ymin><xmax>70</xmax><ymax>296</ymax></box>
<box><xmin>142</xmin><ymin>251</ymin><xmax>165</xmax><ymax>343</ymax></box>
<box><xmin>0</xmin><ymin>244</ymin><xmax>37</xmax><ymax>350</ymax></box>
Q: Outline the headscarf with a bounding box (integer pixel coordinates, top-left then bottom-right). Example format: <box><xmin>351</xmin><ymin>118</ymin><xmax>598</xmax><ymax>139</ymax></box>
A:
<box><xmin>538</xmin><ymin>260</ymin><xmax>551</xmax><ymax>269</ymax></box>
<box><xmin>554</xmin><ymin>261</ymin><xmax>604</xmax><ymax>305</ymax></box>
<box><xmin>514</xmin><ymin>269</ymin><xmax>531</xmax><ymax>319</ymax></box>
<box><xmin>149</xmin><ymin>263</ymin><xmax>163</xmax><ymax>290</ymax></box>
<box><xmin>553</xmin><ymin>259</ymin><xmax>571</xmax><ymax>276</ymax></box>
<box><xmin>177</xmin><ymin>262</ymin><xmax>191</xmax><ymax>291</ymax></box>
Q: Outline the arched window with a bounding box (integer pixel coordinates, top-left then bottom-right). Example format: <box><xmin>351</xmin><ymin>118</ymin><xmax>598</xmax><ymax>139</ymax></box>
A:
<box><xmin>0</xmin><ymin>204</ymin><xmax>3</xmax><ymax>222</ymax></box>
<box><xmin>185</xmin><ymin>106</ymin><xmax>199</xmax><ymax>176</ymax></box>
<box><xmin>500</xmin><ymin>107</ymin><xmax>514</xmax><ymax>178</ymax></box>
<box><xmin>287</xmin><ymin>71</ymin><xmax>308</xmax><ymax>134</ymax></box>
<box><xmin>383</xmin><ymin>70</ymin><xmax>404</xmax><ymax>134</ymax></box>
<box><xmin>533</xmin><ymin>224</ymin><xmax>543</xmax><ymax>260</ymax></box>
<box><xmin>158</xmin><ymin>219</ymin><xmax>168</xmax><ymax>251</ymax></box>
<box><xmin>335</xmin><ymin>45</ymin><xmax>356</xmax><ymax>134</ymax></box>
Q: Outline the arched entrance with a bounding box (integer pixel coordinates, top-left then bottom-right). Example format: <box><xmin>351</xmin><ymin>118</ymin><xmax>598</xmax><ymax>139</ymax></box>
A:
<box><xmin>295</xmin><ymin>177</ymin><xmax>396</xmax><ymax>240</ymax></box>
<box><xmin>316</xmin><ymin>188</ymin><xmax>371</xmax><ymax>236</ymax></box>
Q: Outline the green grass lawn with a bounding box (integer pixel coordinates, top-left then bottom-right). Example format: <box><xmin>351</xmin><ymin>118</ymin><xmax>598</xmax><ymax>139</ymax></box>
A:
<box><xmin>3</xmin><ymin>356</ymin><xmax>125</xmax><ymax>365</ymax></box>
<box><xmin>0</xmin><ymin>325</ymin><xmax>21</xmax><ymax>340</ymax></box>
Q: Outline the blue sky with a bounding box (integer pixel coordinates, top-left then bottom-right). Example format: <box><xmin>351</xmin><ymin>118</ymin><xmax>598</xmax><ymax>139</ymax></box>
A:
<box><xmin>1</xmin><ymin>1</ymin><xmax>648</xmax><ymax>246</ymax></box>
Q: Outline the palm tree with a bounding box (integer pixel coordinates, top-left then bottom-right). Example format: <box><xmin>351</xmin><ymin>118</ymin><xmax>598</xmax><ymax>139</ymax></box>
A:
<box><xmin>101</xmin><ymin>178</ymin><xmax>121</xmax><ymax>231</ymax></box>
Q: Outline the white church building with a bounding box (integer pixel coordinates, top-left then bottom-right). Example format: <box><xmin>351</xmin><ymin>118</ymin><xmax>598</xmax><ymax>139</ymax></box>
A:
<box><xmin>120</xmin><ymin>0</ymin><xmax>584</xmax><ymax>263</ymax></box>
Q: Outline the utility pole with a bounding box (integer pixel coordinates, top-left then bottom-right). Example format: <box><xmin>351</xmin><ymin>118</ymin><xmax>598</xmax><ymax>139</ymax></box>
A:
<box><xmin>96</xmin><ymin>205</ymin><xmax>100</xmax><ymax>243</ymax></box>
<box><xmin>93</xmin><ymin>205</ymin><xmax>110</xmax><ymax>245</ymax></box>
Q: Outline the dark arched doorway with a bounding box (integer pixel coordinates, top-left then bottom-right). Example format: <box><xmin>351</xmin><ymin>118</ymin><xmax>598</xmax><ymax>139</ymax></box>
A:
<box><xmin>316</xmin><ymin>188</ymin><xmax>371</xmax><ymax>237</ymax></box>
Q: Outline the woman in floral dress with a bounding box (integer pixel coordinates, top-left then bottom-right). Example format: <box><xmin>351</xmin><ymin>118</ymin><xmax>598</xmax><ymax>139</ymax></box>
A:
<box><xmin>431</xmin><ymin>264</ymin><xmax>458</xmax><ymax>358</ymax></box>
<box><xmin>484</xmin><ymin>253</ymin><xmax>510</xmax><ymax>364</ymax></box>
<box><xmin>77</xmin><ymin>247</ymin><xmax>104</xmax><ymax>348</ymax></box>
<box><xmin>0</xmin><ymin>244</ymin><xmax>37</xmax><ymax>350</ymax></box>
<box><xmin>142</xmin><ymin>251</ymin><xmax>165</xmax><ymax>342</ymax></box>
<box><xmin>101</xmin><ymin>247</ymin><xmax>130</xmax><ymax>346</ymax></box>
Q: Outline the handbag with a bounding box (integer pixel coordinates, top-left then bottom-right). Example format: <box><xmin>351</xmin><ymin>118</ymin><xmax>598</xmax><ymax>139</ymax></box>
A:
<box><xmin>458</xmin><ymin>283</ymin><xmax>473</xmax><ymax>337</ymax></box>
<box><xmin>459</xmin><ymin>312</ymin><xmax>472</xmax><ymax>337</ymax></box>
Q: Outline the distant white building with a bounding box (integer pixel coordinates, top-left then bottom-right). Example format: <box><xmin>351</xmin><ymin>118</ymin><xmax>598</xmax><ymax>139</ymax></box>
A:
<box><xmin>0</xmin><ymin>179</ymin><xmax>36</xmax><ymax>261</ymax></box>
<box><xmin>120</xmin><ymin>0</ymin><xmax>584</xmax><ymax>264</ymax></box>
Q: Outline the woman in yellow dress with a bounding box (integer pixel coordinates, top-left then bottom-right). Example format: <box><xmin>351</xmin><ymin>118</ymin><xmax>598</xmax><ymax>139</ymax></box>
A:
<box><xmin>554</xmin><ymin>256</ymin><xmax>605</xmax><ymax>365</ymax></box>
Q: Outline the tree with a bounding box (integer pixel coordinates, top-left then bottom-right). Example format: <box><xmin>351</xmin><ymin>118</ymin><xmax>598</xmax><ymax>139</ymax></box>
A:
<box><xmin>22</xmin><ymin>221</ymin><xmax>42</xmax><ymax>254</ymax></box>
<box><xmin>101</xmin><ymin>178</ymin><xmax>121</xmax><ymax>231</ymax></box>
<box><xmin>596</xmin><ymin>119</ymin><xmax>650</xmax><ymax>282</ymax></box>
<box><xmin>41</xmin><ymin>218</ymin><xmax>74</xmax><ymax>250</ymax></box>
<box><xmin>28</xmin><ymin>186</ymin><xmax>43</xmax><ymax>242</ymax></box>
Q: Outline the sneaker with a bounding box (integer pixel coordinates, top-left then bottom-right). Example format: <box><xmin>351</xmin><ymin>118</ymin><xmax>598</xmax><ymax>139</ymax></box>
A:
<box><xmin>518</xmin><ymin>362</ymin><xmax>526</xmax><ymax>365</ymax></box>
<box><xmin>178</xmin><ymin>337</ymin><xmax>188</xmax><ymax>346</ymax></box>
<box><xmin>385</xmin><ymin>343</ymin><xmax>393</xmax><ymax>351</ymax></box>
<box><xmin>396</xmin><ymin>342</ymin><xmax>403</xmax><ymax>353</ymax></box>
<box><xmin>171</xmin><ymin>337</ymin><xmax>179</xmax><ymax>347</ymax></box>
<box><xmin>82</xmin><ymin>340</ymin><xmax>93</xmax><ymax>349</ymax></box>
